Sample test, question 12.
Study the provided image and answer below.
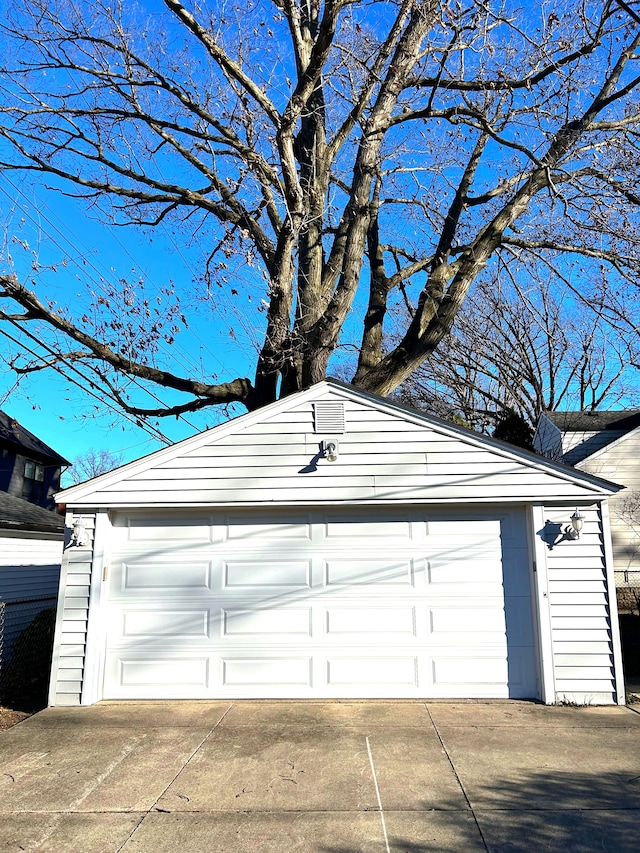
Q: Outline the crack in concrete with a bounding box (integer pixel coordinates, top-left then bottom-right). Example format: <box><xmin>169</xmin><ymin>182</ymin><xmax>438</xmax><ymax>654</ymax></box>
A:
<box><xmin>424</xmin><ymin>702</ymin><xmax>490</xmax><ymax>853</ymax></box>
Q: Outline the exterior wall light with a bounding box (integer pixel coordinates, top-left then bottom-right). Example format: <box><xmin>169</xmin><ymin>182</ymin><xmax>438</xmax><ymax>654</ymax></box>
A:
<box><xmin>322</xmin><ymin>440</ymin><xmax>339</xmax><ymax>462</ymax></box>
<box><xmin>568</xmin><ymin>509</ymin><xmax>585</xmax><ymax>540</ymax></box>
<box><xmin>70</xmin><ymin>517</ymin><xmax>89</xmax><ymax>547</ymax></box>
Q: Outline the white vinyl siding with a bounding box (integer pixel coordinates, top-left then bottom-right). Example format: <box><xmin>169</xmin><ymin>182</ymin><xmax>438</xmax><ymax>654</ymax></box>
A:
<box><xmin>63</xmin><ymin>394</ymin><xmax>611</xmax><ymax>508</ymax></box>
<box><xmin>576</xmin><ymin>433</ymin><xmax>640</xmax><ymax>577</ymax></box>
<box><xmin>49</xmin><ymin>513</ymin><xmax>96</xmax><ymax>707</ymax></box>
<box><xmin>100</xmin><ymin>507</ymin><xmax>537</xmax><ymax>701</ymax></box>
<box><xmin>543</xmin><ymin>505</ymin><xmax>616</xmax><ymax>703</ymax></box>
<box><xmin>0</xmin><ymin>533</ymin><xmax>63</xmax><ymax>668</ymax></box>
<box><xmin>0</xmin><ymin>534</ymin><xmax>62</xmax><ymax>602</ymax></box>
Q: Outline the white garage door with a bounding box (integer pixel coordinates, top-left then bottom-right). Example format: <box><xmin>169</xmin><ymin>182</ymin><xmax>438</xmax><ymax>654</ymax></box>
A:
<box><xmin>102</xmin><ymin>508</ymin><xmax>538</xmax><ymax>699</ymax></box>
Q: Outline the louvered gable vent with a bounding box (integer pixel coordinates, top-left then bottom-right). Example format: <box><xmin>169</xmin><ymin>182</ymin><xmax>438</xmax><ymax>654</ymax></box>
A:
<box><xmin>313</xmin><ymin>401</ymin><xmax>345</xmax><ymax>433</ymax></box>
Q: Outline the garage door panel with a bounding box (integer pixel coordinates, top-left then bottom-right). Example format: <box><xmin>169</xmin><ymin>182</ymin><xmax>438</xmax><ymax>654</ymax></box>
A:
<box><xmin>223</xmin><ymin>559</ymin><xmax>311</xmax><ymax>589</ymax></box>
<box><xmin>226</xmin><ymin>515</ymin><xmax>312</xmax><ymax>541</ymax></box>
<box><xmin>431</xmin><ymin>655</ymin><xmax>508</xmax><ymax>687</ymax></box>
<box><xmin>222</xmin><ymin>657</ymin><xmax>313</xmax><ymax>687</ymax></box>
<box><xmin>326</xmin><ymin>656</ymin><xmax>418</xmax><ymax>686</ymax></box>
<box><xmin>122</xmin><ymin>609</ymin><xmax>210</xmax><ymax>639</ymax></box>
<box><xmin>428</xmin><ymin>606</ymin><xmax>506</xmax><ymax>636</ymax></box>
<box><xmin>123</xmin><ymin>515</ymin><xmax>213</xmax><ymax>542</ymax></box>
<box><xmin>325</xmin><ymin>606</ymin><xmax>416</xmax><ymax>636</ymax></box>
<box><xmin>222</xmin><ymin>607</ymin><xmax>312</xmax><ymax>637</ymax></box>
<box><xmin>121</xmin><ymin>561</ymin><xmax>212</xmax><ymax>592</ymax></box>
<box><xmin>117</xmin><ymin>657</ymin><xmax>210</xmax><ymax>690</ymax></box>
<box><xmin>427</xmin><ymin>558</ymin><xmax>503</xmax><ymax>585</ymax></box>
<box><xmin>324</xmin><ymin>557</ymin><xmax>418</xmax><ymax>586</ymax></box>
<box><xmin>323</xmin><ymin>515</ymin><xmax>417</xmax><ymax>541</ymax></box>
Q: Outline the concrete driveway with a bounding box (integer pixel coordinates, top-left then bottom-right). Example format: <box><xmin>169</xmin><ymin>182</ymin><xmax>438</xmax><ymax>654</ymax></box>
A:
<box><xmin>1</xmin><ymin>701</ymin><xmax>639</xmax><ymax>853</ymax></box>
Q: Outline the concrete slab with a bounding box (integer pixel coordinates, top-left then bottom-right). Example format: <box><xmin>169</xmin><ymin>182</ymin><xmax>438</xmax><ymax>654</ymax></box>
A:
<box><xmin>437</xmin><ymin>724</ymin><xmax>640</xmax><ymax>810</ymax></box>
<box><xmin>221</xmin><ymin>700</ymin><xmax>431</xmax><ymax>728</ymax></box>
<box><xmin>0</xmin><ymin>724</ymin><xmax>212</xmax><ymax>812</ymax></box>
<box><xmin>156</xmin><ymin>724</ymin><xmax>379</xmax><ymax>812</ymax></box>
<box><xmin>0</xmin><ymin>813</ymin><xmax>142</xmax><ymax>853</ymax></box>
<box><xmin>477</xmin><ymin>809</ymin><xmax>640</xmax><ymax>853</ymax></box>
<box><xmin>428</xmin><ymin>701</ymin><xmax>640</xmax><ymax>728</ymax></box>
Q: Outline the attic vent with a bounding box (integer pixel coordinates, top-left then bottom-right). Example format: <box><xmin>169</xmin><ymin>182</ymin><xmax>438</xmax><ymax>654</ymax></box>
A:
<box><xmin>314</xmin><ymin>401</ymin><xmax>345</xmax><ymax>434</ymax></box>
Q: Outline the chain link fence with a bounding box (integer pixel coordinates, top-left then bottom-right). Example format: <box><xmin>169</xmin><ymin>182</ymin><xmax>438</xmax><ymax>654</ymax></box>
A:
<box><xmin>615</xmin><ymin>570</ymin><xmax>640</xmax><ymax>587</ymax></box>
<box><xmin>0</xmin><ymin>597</ymin><xmax>57</xmax><ymax>711</ymax></box>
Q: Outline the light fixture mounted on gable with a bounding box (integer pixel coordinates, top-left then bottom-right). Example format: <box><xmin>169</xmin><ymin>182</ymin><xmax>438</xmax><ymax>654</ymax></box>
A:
<box><xmin>322</xmin><ymin>440</ymin><xmax>339</xmax><ymax>462</ymax></box>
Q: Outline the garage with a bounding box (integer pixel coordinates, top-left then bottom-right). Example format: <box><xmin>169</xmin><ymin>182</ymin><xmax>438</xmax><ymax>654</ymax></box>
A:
<box><xmin>51</xmin><ymin>379</ymin><xmax>624</xmax><ymax>706</ymax></box>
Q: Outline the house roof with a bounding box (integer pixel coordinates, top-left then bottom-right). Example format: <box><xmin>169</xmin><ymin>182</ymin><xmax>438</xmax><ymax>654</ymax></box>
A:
<box><xmin>57</xmin><ymin>379</ymin><xmax>621</xmax><ymax>508</ymax></box>
<box><xmin>0</xmin><ymin>410</ymin><xmax>70</xmax><ymax>466</ymax></box>
<box><xmin>544</xmin><ymin>410</ymin><xmax>640</xmax><ymax>432</ymax></box>
<box><xmin>542</xmin><ymin>410</ymin><xmax>640</xmax><ymax>465</ymax></box>
<box><xmin>0</xmin><ymin>490</ymin><xmax>65</xmax><ymax>536</ymax></box>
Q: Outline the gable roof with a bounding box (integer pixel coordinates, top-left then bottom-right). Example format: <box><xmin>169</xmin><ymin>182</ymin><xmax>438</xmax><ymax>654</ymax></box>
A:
<box><xmin>57</xmin><ymin>379</ymin><xmax>621</xmax><ymax>508</ymax></box>
<box><xmin>0</xmin><ymin>490</ymin><xmax>65</xmax><ymax>536</ymax></box>
<box><xmin>0</xmin><ymin>410</ymin><xmax>70</xmax><ymax>466</ymax></box>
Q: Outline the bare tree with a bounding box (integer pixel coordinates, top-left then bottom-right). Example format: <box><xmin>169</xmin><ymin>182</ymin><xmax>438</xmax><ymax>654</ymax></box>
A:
<box><xmin>66</xmin><ymin>448</ymin><xmax>124</xmax><ymax>486</ymax></box>
<box><xmin>398</xmin><ymin>268</ymin><xmax>640</xmax><ymax>433</ymax></box>
<box><xmin>0</xmin><ymin>0</ymin><xmax>639</xmax><ymax>420</ymax></box>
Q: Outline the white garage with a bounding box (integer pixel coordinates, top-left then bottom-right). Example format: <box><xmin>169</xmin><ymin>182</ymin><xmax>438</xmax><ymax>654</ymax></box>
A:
<box><xmin>50</xmin><ymin>380</ymin><xmax>624</xmax><ymax>706</ymax></box>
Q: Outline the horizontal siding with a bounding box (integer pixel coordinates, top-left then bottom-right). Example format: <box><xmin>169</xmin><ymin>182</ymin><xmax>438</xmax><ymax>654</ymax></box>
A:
<box><xmin>578</xmin><ymin>435</ymin><xmax>640</xmax><ymax>574</ymax></box>
<box><xmin>0</xmin><ymin>536</ymin><xmax>63</xmax><ymax>602</ymax></box>
<box><xmin>66</xmin><ymin>391</ymin><xmax>610</xmax><ymax>507</ymax></box>
<box><xmin>50</xmin><ymin>512</ymin><xmax>96</xmax><ymax>707</ymax></box>
<box><xmin>543</xmin><ymin>505</ymin><xmax>616</xmax><ymax>703</ymax></box>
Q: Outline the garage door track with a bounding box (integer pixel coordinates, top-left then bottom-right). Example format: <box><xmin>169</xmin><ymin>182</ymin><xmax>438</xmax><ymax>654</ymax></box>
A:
<box><xmin>1</xmin><ymin>701</ymin><xmax>639</xmax><ymax>852</ymax></box>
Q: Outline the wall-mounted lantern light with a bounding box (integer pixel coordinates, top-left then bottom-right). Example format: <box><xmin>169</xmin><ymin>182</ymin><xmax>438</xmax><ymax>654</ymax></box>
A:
<box><xmin>567</xmin><ymin>509</ymin><xmax>585</xmax><ymax>540</ymax></box>
<box><xmin>322</xmin><ymin>440</ymin><xmax>339</xmax><ymax>462</ymax></box>
<box><xmin>70</xmin><ymin>518</ymin><xmax>89</xmax><ymax>547</ymax></box>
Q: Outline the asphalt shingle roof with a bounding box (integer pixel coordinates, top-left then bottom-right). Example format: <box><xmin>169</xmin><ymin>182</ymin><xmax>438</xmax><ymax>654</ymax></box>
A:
<box><xmin>0</xmin><ymin>490</ymin><xmax>65</xmax><ymax>535</ymax></box>
<box><xmin>545</xmin><ymin>410</ymin><xmax>640</xmax><ymax>433</ymax></box>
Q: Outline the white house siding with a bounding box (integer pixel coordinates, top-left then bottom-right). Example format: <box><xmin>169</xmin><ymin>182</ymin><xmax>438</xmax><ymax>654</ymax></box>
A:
<box><xmin>542</xmin><ymin>505</ymin><xmax>618</xmax><ymax>703</ymax></box>
<box><xmin>576</xmin><ymin>434</ymin><xmax>640</xmax><ymax>580</ymax></box>
<box><xmin>0</xmin><ymin>533</ymin><xmax>63</xmax><ymax>665</ymax></box>
<box><xmin>48</xmin><ymin>512</ymin><xmax>96</xmax><ymax>707</ymax></box>
<box><xmin>64</xmin><ymin>394</ymin><xmax>609</xmax><ymax>509</ymax></box>
<box><xmin>0</xmin><ymin>534</ymin><xmax>62</xmax><ymax>602</ymax></box>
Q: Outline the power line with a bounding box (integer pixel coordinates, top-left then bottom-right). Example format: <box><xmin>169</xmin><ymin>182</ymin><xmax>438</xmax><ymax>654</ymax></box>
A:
<box><xmin>0</xmin><ymin>179</ymin><xmax>207</xmax><ymax>430</ymax></box>
<box><xmin>0</xmin><ymin>321</ymin><xmax>173</xmax><ymax>446</ymax></box>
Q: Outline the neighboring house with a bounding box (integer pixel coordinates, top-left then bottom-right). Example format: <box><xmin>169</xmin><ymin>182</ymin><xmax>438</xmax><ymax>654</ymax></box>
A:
<box><xmin>52</xmin><ymin>380</ymin><xmax>623</xmax><ymax>707</ymax></box>
<box><xmin>0</xmin><ymin>491</ymin><xmax>65</xmax><ymax>685</ymax></box>
<box><xmin>0</xmin><ymin>410</ymin><xmax>70</xmax><ymax>511</ymax></box>
<box><xmin>534</xmin><ymin>411</ymin><xmax>640</xmax><ymax>593</ymax></box>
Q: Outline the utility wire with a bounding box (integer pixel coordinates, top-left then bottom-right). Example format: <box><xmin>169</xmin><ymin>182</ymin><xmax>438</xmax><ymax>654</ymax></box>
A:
<box><xmin>0</xmin><ymin>179</ymin><xmax>204</xmax><ymax>429</ymax></box>
<box><xmin>0</xmin><ymin>321</ymin><xmax>173</xmax><ymax>446</ymax></box>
